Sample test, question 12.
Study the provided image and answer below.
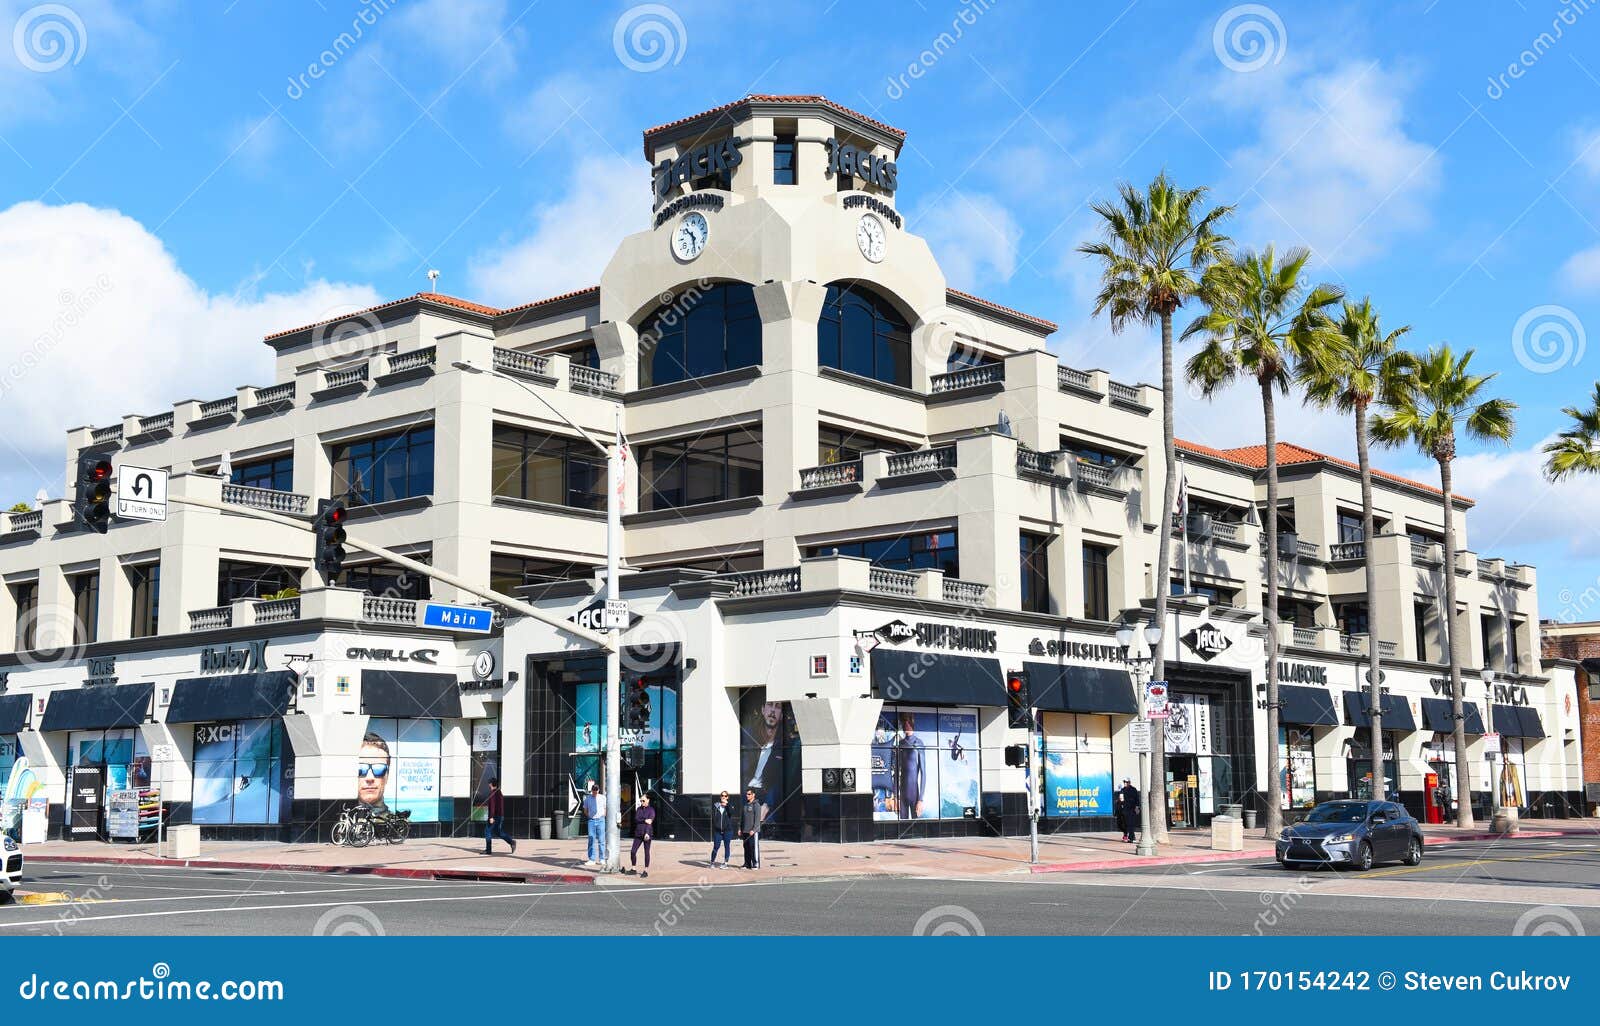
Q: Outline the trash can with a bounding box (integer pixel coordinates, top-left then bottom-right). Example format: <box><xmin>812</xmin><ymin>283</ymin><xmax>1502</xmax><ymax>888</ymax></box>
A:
<box><xmin>1243</xmin><ymin>809</ymin><xmax>1258</xmax><ymax>830</ymax></box>
<box><xmin>1220</xmin><ymin>803</ymin><xmax>1243</xmax><ymax>821</ymax></box>
<box><xmin>537</xmin><ymin>817</ymin><xmax>553</xmax><ymax>840</ymax></box>
<box><xmin>552</xmin><ymin>811</ymin><xmax>567</xmax><ymax>838</ymax></box>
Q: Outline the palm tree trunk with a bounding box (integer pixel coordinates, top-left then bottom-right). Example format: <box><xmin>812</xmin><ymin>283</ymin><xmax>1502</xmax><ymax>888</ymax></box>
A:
<box><xmin>1355</xmin><ymin>401</ymin><xmax>1384</xmax><ymax>801</ymax></box>
<box><xmin>1262</xmin><ymin>379</ymin><xmax>1283</xmax><ymax>837</ymax></box>
<box><xmin>1150</xmin><ymin>310</ymin><xmax>1176</xmax><ymax>844</ymax></box>
<box><xmin>1439</xmin><ymin>456</ymin><xmax>1474</xmax><ymax>828</ymax></box>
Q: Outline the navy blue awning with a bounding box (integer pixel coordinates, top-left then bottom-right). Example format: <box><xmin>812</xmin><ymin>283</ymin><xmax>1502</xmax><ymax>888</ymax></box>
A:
<box><xmin>0</xmin><ymin>693</ymin><xmax>30</xmax><ymax>734</ymax></box>
<box><xmin>40</xmin><ymin>683</ymin><xmax>153</xmax><ymax>732</ymax></box>
<box><xmin>1494</xmin><ymin>704</ymin><xmax>1545</xmax><ymax>738</ymax></box>
<box><xmin>360</xmin><ymin>670</ymin><xmax>463</xmax><ymax>719</ymax></box>
<box><xmin>870</xmin><ymin>649</ymin><xmax>1007</xmax><ymax>706</ymax></box>
<box><xmin>1279</xmin><ymin>685</ymin><xmax>1339</xmax><ymax>726</ymax></box>
<box><xmin>166</xmin><ymin>672</ymin><xmax>298</xmax><ymax>724</ymax></box>
<box><xmin>1023</xmin><ymin>661</ymin><xmax>1138</xmax><ymax>714</ymax></box>
<box><xmin>1421</xmin><ymin>698</ymin><xmax>1486</xmax><ymax>735</ymax></box>
<box><xmin>1342</xmin><ymin>690</ymin><xmax>1416</xmax><ymax>731</ymax></box>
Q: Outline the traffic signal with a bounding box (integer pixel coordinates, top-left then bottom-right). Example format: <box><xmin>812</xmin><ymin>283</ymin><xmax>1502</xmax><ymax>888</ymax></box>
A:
<box><xmin>74</xmin><ymin>455</ymin><xmax>113</xmax><ymax>533</ymax></box>
<box><xmin>313</xmin><ymin>499</ymin><xmax>348</xmax><ymax>579</ymax></box>
<box><xmin>1005</xmin><ymin>670</ymin><xmax>1032</xmax><ymax>729</ymax></box>
<box><xmin>1004</xmin><ymin>743</ymin><xmax>1028</xmax><ymax>768</ymax></box>
<box><xmin>625</xmin><ymin>676</ymin><xmax>652</xmax><ymax>731</ymax></box>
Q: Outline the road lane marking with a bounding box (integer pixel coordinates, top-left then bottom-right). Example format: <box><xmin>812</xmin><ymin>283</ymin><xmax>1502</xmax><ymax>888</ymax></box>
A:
<box><xmin>1362</xmin><ymin>848</ymin><xmax>1585</xmax><ymax>880</ymax></box>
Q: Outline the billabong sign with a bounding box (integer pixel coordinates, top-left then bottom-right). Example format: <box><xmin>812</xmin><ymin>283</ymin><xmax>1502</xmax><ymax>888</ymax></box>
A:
<box><xmin>200</xmin><ymin>640</ymin><xmax>267</xmax><ymax>674</ymax></box>
<box><xmin>1279</xmin><ymin>661</ymin><xmax>1328</xmax><ymax>684</ymax></box>
<box><xmin>1181</xmin><ymin>624</ymin><xmax>1232</xmax><ymax>661</ymax></box>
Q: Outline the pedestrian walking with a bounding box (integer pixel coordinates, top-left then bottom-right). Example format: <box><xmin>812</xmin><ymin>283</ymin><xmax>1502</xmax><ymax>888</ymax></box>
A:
<box><xmin>582</xmin><ymin>780</ymin><xmax>607</xmax><ymax>866</ymax></box>
<box><xmin>739</xmin><ymin>786</ymin><xmax>762</xmax><ymax>869</ymax></box>
<box><xmin>709</xmin><ymin>790</ymin><xmax>736</xmax><ymax>868</ymax></box>
<box><xmin>1117</xmin><ymin>777</ymin><xmax>1141</xmax><ymax>844</ymax></box>
<box><xmin>481</xmin><ymin>777</ymin><xmax>516</xmax><ymax>855</ymax></box>
<box><xmin>629</xmin><ymin>794</ymin><xmax>657</xmax><ymax>878</ymax></box>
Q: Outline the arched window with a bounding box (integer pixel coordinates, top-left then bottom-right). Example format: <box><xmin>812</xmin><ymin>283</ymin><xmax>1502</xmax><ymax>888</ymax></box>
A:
<box><xmin>638</xmin><ymin>282</ymin><xmax>761</xmax><ymax>388</ymax></box>
<box><xmin>818</xmin><ymin>283</ymin><xmax>912</xmax><ymax>387</ymax></box>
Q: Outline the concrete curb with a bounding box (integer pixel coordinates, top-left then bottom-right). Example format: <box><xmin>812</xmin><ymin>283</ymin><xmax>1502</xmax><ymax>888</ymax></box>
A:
<box><xmin>1031</xmin><ymin>848</ymin><xmax>1271</xmax><ymax>873</ymax></box>
<box><xmin>25</xmin><ymin>853</ymin><xmax>594</xmax><ymax>886</ymax></box>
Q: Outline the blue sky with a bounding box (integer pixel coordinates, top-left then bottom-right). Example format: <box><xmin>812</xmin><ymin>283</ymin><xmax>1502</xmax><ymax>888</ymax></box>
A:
<box><xmin>1</xmin><ymin>0</ymin><xmax>1597</xmax><ymax>616</ymax></box>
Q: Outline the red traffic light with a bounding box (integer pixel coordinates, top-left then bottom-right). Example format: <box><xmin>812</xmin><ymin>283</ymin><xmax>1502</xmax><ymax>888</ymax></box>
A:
<box><xmin>81</xmin><ymin>459</ymin><xmax>111</xmax><ymax>483</ymax></box>
<box><xmin>326</xmin><ymin>505</ymin><xmax>346</xmax><ymax>524</ymax></box>
<box><xmin>1008</xmin><ymin>676</ymin><xmax>1024</xmax><ymax>693</ymax></box>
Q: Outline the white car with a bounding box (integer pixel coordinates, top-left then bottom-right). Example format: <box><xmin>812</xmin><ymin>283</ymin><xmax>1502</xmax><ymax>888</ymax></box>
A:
<box><xmin>1</xmin><ymin>835</ymin><xmax>21</xmax><ymax>898</ymax></box>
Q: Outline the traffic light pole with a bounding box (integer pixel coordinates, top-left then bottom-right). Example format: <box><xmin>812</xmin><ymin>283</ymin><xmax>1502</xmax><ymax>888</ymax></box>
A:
<box><xmin>1027</xmin><ymin>712</ymin><xmax>1039</xmax><ymax>865</ymax></box>
<box><xmin>602</xmin><ymin>407</ymin><xmax>623</xmax><ymax>874</ymax></box>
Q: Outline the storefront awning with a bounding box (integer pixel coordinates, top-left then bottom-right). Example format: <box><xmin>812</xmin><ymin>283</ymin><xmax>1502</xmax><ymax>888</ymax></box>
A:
<box><xmin>870</xmin><ymin>649</ymin><xmax>1007</xmax><ymax>707</ymax></box>
<box><xmin>165</xmin><ymin>671</ymin><xmax>299</xmax><ymax>724</ymax></box>
<box><xmin>1421</xmin><ymin>697</ymin><xmax>1486</xmax><ymax>735</ymax></box>
<box><xmin>0</xmin><ymin>693</ymin><xmax>30</xmax><ymax>734</ymax></box>
<box><xmin>360</xmin><ymin>670</ymin><xmax>463</xmax><ymax>719</ymax></box>
<box><xmin>1279</xmin><ymin>685</ymin><xmax>1339</xmax><ymax>726</ymax></box>
<box><xmin>39</xmin><ymin>683</ymin><xmax>153</xmax><ymax>732</ymax></box>
<box><xmin>1493</xmin><ymin>704</ymin><xmax>1545</xmax><ymax>739</ymax></box>
<box><xmin>1023</xmin><ymin>662</ymin><xmax>1137</xmax><ymax>714</ymax></box>
<box><xmin>1341</xmin><ymin>691</ymin><xmax>1416</xmax><ymax>731</ymax></box>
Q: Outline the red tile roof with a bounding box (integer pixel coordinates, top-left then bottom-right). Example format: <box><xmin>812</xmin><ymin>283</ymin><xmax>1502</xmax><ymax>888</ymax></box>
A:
<box><xmin>642</xmin><ymin>94</ymin><xmax>906</xmax><ymax>156</ymax></box>
<box><xmin>945</xmin><ymin>288</ymin><xmax>1058</xmax><ymax>333</ymax></box>
<box><xmin>263</xmin><ymin>288</ymin><xmax>600</xmax><ymax>341</ymax></box>
<box><xmin>1176</xmin><ymin>439</ymin><xmax>1472</xmax><ymax>506</ymax></box>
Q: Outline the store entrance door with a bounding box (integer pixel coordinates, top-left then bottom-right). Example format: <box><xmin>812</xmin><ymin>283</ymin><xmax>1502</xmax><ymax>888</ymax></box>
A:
<box><xmin>1166</xmin><ymin>755</ymin><xmax>1199</xmax><ymax>829</ymax></box>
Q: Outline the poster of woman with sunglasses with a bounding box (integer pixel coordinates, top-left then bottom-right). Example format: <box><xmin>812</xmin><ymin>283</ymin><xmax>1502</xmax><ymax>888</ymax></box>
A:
<box><xmin>356</xmin><ymin>732</ymin><xmax>391</xmax><ymax>814</ymax></box>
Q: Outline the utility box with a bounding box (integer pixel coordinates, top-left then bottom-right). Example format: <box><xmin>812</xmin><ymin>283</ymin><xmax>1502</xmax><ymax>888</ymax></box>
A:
<box><xmin>1211</xmin><ymin>815</ymin><xmax>1244</xmax><ymax>852</ymax></box>
<box><xmin>168</xmin><ymin>824</ymin><xmax>201</xmax><ymax>859</ymax></box>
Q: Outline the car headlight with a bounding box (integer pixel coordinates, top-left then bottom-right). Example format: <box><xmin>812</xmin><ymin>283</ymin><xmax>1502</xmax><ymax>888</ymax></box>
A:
<box><xmin>1</xmin><ymin>836</ymin><xmax>16</xmax><ymax>852</ymax></box>
<box><xmin>1324</xmin><ymin>832</ymin><xmax>1356</xmax><ymax>844</ymax></box>
<box><xmin>1279</xmin><ymin>828</ymin><xmax>1293</xmax><ymax>840</ymax></box>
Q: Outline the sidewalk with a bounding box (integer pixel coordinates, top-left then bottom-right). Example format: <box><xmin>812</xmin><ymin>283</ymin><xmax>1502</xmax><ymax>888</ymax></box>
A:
<box><xmin>20</xmin><ymin>819</ymin><xmax>1596</xmax><ymax>887</ymax></box>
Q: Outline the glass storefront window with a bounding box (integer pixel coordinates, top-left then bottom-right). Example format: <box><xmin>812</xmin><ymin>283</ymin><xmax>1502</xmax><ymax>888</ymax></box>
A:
<box><xmin>1346</xmin><ymin>732</ymin><xmax>1398</xmax><ymax>801</ymax></box>
<box><xmin>1039</xmin><ymin>713</ymin><xmax>1115</xmax><ymax>818</ymax></box>
<box><xmin>366</xmin><ymin>718</ymin><xmax>444</xmax><ymax>822</ymax></box>
<box><xmin>1280</xmin><ymin>727</ymin><xmax>1316</xmax><ymax>811</ymax></box>
<box><xmin>568</xmin><ymin>675</ymin><xmax>683</xmax><ymax>808</ymax></box>
<box><xmin>739</xmin><ymin>689</ymin><xmax>801</xmax><ymax>825</ymax></box>
<box><xmin>0</xmin><ymin>734</ymin><xmax>16</xmax><ymax>784</ymax></box>
<box><xmin>192</xmin><ymin>720</ymin><xmax>289</xmax><ymax>825</ymax></box>
<box><xmin>67</xmin><ymin>729</ymin><xmax>150</xmax><ymax>792</ymax></box>
<box><xmin>871</xmin><ymin>705</ymin><xmax>980</xmax><ymax>821</ymax></box>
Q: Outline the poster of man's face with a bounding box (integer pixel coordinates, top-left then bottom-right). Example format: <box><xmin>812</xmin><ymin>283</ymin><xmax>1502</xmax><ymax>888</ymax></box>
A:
<box><xmin>357</xmin><ymin>732</ymin><xmax>390</xmax><ymax>809</ymax></box>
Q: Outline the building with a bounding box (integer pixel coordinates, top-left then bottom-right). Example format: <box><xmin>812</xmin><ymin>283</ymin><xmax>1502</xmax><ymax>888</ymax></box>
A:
<box><xmin>0</xmin><ymin>95</ymin><xmax>1583</xmax><ymax>845</ymax></box>
<box><xmin>1538</xmin><ymin>621</ymin><xmax>1600</xmax><ymax>816</ymax></box>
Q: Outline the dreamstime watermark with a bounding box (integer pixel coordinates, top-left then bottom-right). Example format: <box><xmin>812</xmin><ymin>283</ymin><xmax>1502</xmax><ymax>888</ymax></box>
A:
<box><xmin>1</xmin><ymin>275</ymin><xmax>113</xmax><ymax>402</ymax></box>
<box><xmin>312</xmin><ymin>904</ymin><xmax>386</xmax><ymax>936</ymax></box>
<box><xmin>1251</xmin><ymin>875</ymin><xmax>1312</xmax><ymax>935</ymax></box>
<box><xmin>1551</xmin><ymin>577</ymin><xmax>1600</xmax><ymax>625</ymax></box>
<box><xmin>11</xmin><ymin>3</ymin><xmax>86</xmax><ymax>73</ymax></box>
<box><xmin>1512</xmin><ymin>904</ymin><xmax>1586</xmax><ymax>936</ymax></box>
<box><xmin>1510</xmin><ymin>304</ymin><xmax>1585</xmax><ymax>374</ymax></box>
<box><xmin>612</xmin><ymin>4</ymin><xmax>686</xmax><ymax>73</ymax></box>
<box><xmin>47</xmin><ymin>875</ymin><xmax>113</xmax><ymax>935</ymax></box>
<box><xmin>1212</xmin><ymin>4</ymin><xmax>1286</xmax><ymax>73</ymax></box>
<box><xmin>912</xmin><ymin>904</ymin><xmax>985</xmax><ymax>935</ymax></box>
<box><xmin>652</xmin><ymin>874</ymin><xmax>711</xmax><ymax>934</ymax></box>
<box><xmin>1484</xmin><ymin>0</ymin><xmax>1596</xmax><ymax>100</ymax></box>
<box><xmin>883</xmin><ymin>0</ymin><xmax>999</xmax><ymax>101</ymax></box>
<box><xmin>284</xmin><ymin>0</ymin><xmax>401</xmax><ymax>101</ymax></box>
<box><xmin>16</xmin><ymin>963</ymin><xmax>284</xmax><ymax>1002</ymax></box>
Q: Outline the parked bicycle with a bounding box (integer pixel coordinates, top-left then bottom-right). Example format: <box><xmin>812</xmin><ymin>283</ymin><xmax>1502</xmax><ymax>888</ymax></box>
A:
<box><xmin>331</xmin><ymin>804</ymin><xmax>375</xmax><ymax>848</ymax></box>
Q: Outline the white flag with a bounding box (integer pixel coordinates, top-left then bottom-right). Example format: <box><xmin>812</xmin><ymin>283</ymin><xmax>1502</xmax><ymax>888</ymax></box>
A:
<box><xmin>1174</xmin><ymin>468</ymin><xmax>1188</xmax><ymax>519</ymax></box>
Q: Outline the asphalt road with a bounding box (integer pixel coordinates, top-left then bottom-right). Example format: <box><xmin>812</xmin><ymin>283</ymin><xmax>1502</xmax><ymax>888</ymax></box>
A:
<box><xmin>2</xmin><ymin>837</ymin><xmax>1596</xmax><ymax>936</ymax></box>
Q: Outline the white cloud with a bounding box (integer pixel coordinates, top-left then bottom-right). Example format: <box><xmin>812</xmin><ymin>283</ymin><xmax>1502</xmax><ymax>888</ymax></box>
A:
<box><xmin>1572</xmin><ymin>124</ymin><xmax>1600</xmax><ymax>179</ymax></box>
<box><xmin>912</xmin><ymin>192</ymin><xmax>1020</xmax><ymax>290</ymax></box>
<box><xmin>0</xmin><ymin>201</ymin><xmax>379</xmax><ymax>491</ymax></box>
<box><xmin>1559</xmin><ymin>244</ymin><xmax>1600</xmax><ymax>293</ymax></box>
<box><xmin>392</xmin><ymin>0</ymin><xmax>519</xmax><ymax>85</ymax></box>
<box><xmin>0</xmin><ymin>0</ymin><xmax>157</xmax><ymax>128</ymax></box>
<box><xmin>1217</xmin><ymin>60</ymin><xmax>1438</xmax><ymax>269</ymax></box>
<box><xmin>466</xmin><ymin>154</ymin><xmax>647</xmax><ymax>307</ymax></box>
<box><xmin>1436</xmin><ymin>439</ymin><xmax>1600</xmax><ymax>561</ymax></box>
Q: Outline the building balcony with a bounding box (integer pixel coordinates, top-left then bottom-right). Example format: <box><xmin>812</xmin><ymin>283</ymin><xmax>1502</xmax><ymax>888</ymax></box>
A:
<box><xmin>185</xmin><ymin>588</ymin><xmax>488</xmax><ymax>633</ymax></box>
<box><xmin>930</xmin><ymin>363</ymin><xmax>1004</xmax><ymax>395</ymax></box>
<box><xmin>1328</xmin><ymin>540</ymin><xmax>1366</xmax><ymax>564</ymax></box>
<box><xmin>1339</xmin><ymin>633</ymin><xmax>1398</xmax><ymax>658</ymax></box>
<box><xmin>710</xmin><ymin>555</ymin><xmax>989</xmax><ymax>607</ymax></box>
<box><xmin>221</xmin><ymin>483</ymin><xmax>310</xmax><ymax>516</ymax></box>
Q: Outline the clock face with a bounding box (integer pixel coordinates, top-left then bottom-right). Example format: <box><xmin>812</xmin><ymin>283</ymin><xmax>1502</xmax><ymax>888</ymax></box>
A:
<box><xmin>671</xmin><ymin>212</ymin><xmax>708</xmax><ymax>261</ymax></box>
<box><xmin>856</xmin><ymin>213</ymin><xmax>886</xmax><ymax>263</ymax></box>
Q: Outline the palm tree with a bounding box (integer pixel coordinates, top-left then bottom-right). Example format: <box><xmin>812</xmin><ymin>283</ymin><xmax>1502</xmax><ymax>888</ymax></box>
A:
<box><xmin>1371</xmin><ymin>345</ymin><xmax>1516</xmax><ymax>829</ymax></box>
<box><xmin>1300</xmin><ymin>299</ymin><xmax>1414</xmax><ymax>808</ymax></box>
<box><xmin>1183</xmin><ymin>246</ymin><xmax>1343</xmax><ymax>837</ymax></box>
<box><xmin>1079</xmin><ymin>173</ymin><xmax>1232</xmax><ymax>846</ymax></box>
<box><xmin>1542</xmin><ymin>382</ymin><xmax>1600</xmax><ymax>481</ymax></box>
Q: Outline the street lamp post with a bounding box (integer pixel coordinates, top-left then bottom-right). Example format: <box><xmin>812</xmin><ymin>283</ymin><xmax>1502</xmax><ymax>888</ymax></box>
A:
<box><xmin>1483</xmin><ymin>667</ymin><xmax>1500</xmax><ymax>822</ymax></box>
<box><xmin>454</xmin><ymin>359</ymin><xmax>626</xmax><ymax>873</ymax></box>
<box><xmin>1117</xmin><ymin>623</ymin><xmax>1163</xmax><ymax>857</ymax></box>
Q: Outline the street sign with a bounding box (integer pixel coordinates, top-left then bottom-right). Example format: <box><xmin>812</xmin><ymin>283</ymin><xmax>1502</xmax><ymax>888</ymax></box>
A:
<box><xmin>1144</xmin><ymin>680</ymin><xmax>1170</xmax><ymax>719</ymax></box>
<box><xmin>421</xmin><ymin>602</ymin><xmax>494</xmax><ymax>634</ymax></box>
<box><xmin>603</xmin><ymin>599</ymin><xmax>630</xmax><ymax>630</ymax></box>
<box><xmin>1129</xmin><ymin>720</ymin><xmax>1152</xmax><ymax>753</ymax></box>
<box><xmin>115</xmin><ymin>465</ymin><xmax>167</xmax><ymax>522</ymax></box>
<box><xmin>1484</xmin><ymin>732</ymin><xmax>1501</xmax><ymax>755</ymax></box>
<box><xmin>569</xmin><ymin>599</ymin><xmax>642</xmax><ymax>633</ymax></box>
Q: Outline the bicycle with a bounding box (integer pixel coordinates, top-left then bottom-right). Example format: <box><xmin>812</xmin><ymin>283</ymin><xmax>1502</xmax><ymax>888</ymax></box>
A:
<box><xmin>331</xmin><ymin>805</ymin><xmax>376</xmax><ymax>847</ymax></box>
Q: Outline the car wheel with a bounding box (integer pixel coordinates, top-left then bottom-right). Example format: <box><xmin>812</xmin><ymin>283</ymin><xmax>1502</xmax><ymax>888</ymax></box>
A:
<box><xmin>1356</xmin><ymin>842</ymin><xmax>1374</xmax><ymax>871</ymax></box>
<box><xmin>1404</xmin><ymin>837</ymin><xmax>1423</xmax><ymax>866</ymax></box>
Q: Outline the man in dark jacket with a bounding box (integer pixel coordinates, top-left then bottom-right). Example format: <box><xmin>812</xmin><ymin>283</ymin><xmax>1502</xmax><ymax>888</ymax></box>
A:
<box><xmin>1116</xmin><ymin>777</ymin><xmax>1140</xmax><ymax>844</ymax></box>
<box><xmin>739</xmin><ymin>787</ymin><xmax>763</xmax><ymax>869</ymax></box>
<box><xmin>709</xmin><ymin>790</ymin><xmax>737</xmax><ymax>868</ymax></box>
<box><xmin>482</xmin><ymin>778</ymin><xmax>516</xmax><ymax>855</ymax></box>
<box><xmin>892</xmin><ymin>713</ymin><xmax>926</xmax><ymax>819</ymax></box>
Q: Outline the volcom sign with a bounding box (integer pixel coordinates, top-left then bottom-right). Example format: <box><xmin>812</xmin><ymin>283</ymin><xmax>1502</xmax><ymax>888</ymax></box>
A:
<box><xmin>1181</xmin><ymin>624</ymin><xmax>1232</xmax><ymax>662</ymax></box>
<box><xmin>199</xmin><ymin>640</ymin><xmax>267</xmax><ymax>674</ymax></box>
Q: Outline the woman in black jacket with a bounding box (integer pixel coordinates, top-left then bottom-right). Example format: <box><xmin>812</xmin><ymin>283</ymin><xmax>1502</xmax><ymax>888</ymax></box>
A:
<box><xmin>629</xmin><ymin>794</ymin><xmax>657</xmax><ymax>878</ymax></box>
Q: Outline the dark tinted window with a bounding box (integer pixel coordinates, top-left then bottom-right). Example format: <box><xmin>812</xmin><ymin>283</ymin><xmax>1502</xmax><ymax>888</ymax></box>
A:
<box><xmin>638</xmin><ymin>427</ymin><xmax>762</xmax><ymax>511</ymax></box>
<box><xmin>492</xmin><ymin>426</ymin><xmax>607</xmax><ymax>511</ymax></box>
<box><xmin>330</xmin><ymin>425</ymin><xmax>434</xmax><ymax>505</ymax></box>
<box><xmin>1082</xmin><ymin>543</ymin><xmax>1111</xmax><ymax>621</ymax></box>
<box><xmin>818</xmin><ymin>283</ymin><xmax>912</xmax><ymax>388</ymax></box>
<box><xmin>773</xmin><ymin>135</ymin><xmax>796</xmax><ymax>185</ymax></box>
<box><xmin>806</xmin><ymin>531</ymin><xmax>957</xmax><ymax>576</ymax></box>
<box><xmin>231</xmin><ymin>453</ymin><xmax>294</xmax><ymax>492</ymax></box>
<box><xmin>639</xmin><ymin>283</ymin><xmax>762</xmax><ymax>388</ymax></box>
